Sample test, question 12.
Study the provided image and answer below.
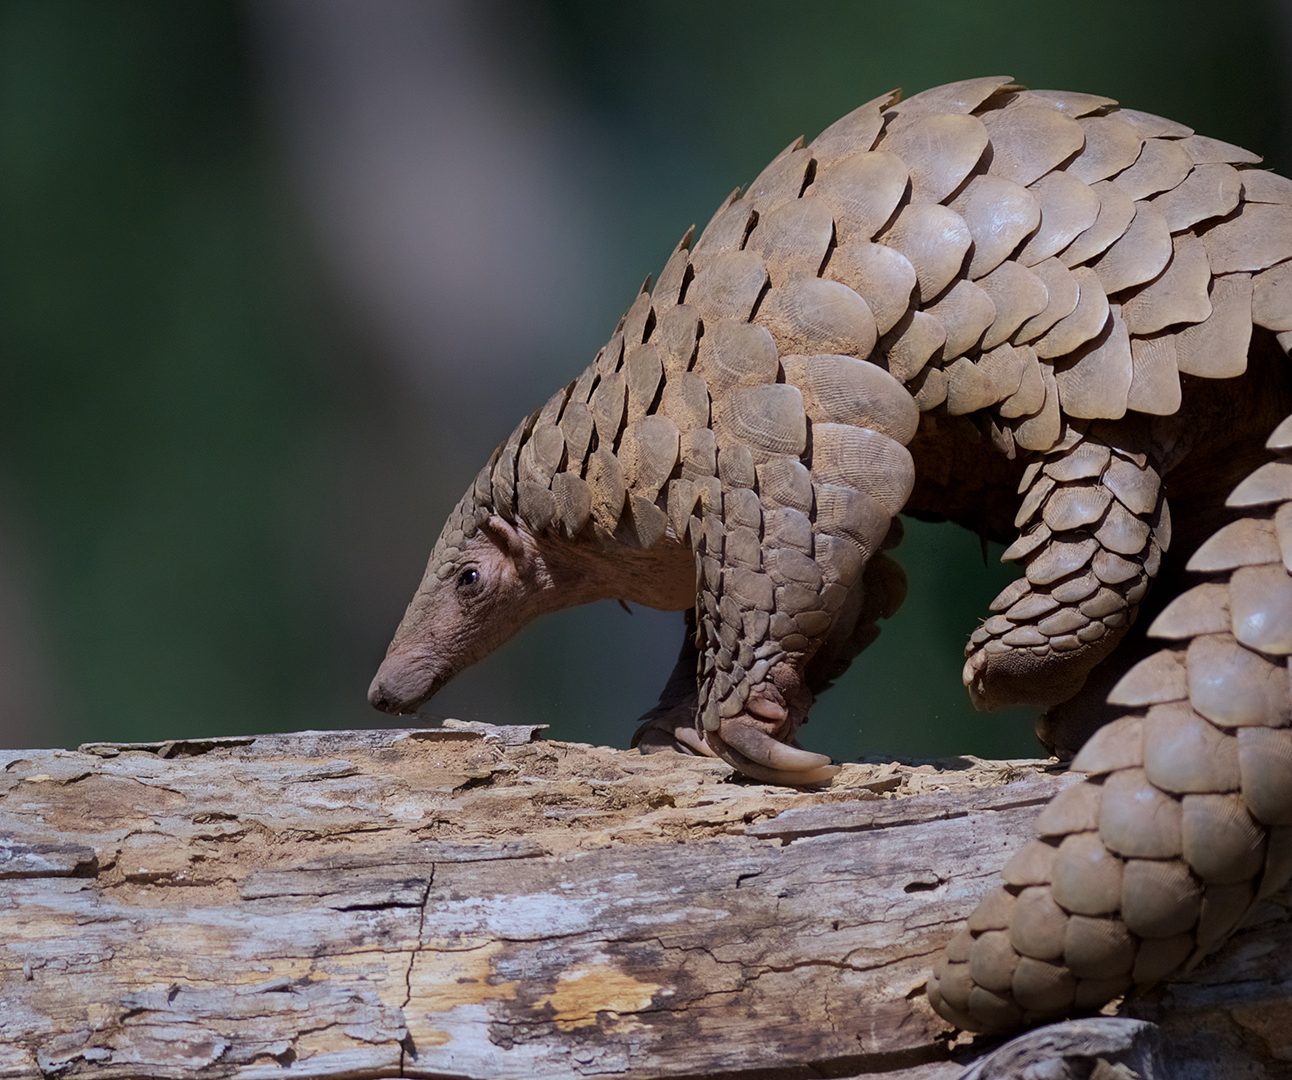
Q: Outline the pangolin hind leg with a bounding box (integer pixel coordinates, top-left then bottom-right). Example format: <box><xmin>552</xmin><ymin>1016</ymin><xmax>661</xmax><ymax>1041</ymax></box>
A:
<box><xmin>632</xmin><ymin>609</ymin><xmax>714</xmax><ymax>758</ymax></box>
<box><xmin>929</xmin><ymin>411</ymin><xmax>1292</xmax><ymax>1033</ymax></box>
<box><xmin>963</xmin><ymin>421</ymin><xmax>1170</xmax><ymax>726</ymax></box>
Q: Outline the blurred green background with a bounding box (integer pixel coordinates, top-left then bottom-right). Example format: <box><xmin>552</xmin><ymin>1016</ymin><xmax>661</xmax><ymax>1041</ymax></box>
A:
<box><xmin>3</xmin><ymin>0</ymin><xmax>1289</xmax><ymax>761</ymax></box>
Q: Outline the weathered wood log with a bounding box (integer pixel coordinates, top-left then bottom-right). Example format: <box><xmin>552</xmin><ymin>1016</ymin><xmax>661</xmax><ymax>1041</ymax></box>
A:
<box><xmin>2</xmin><ymin>724</ymin><xmax>1289</xmax><ymax>1078</ymax></box>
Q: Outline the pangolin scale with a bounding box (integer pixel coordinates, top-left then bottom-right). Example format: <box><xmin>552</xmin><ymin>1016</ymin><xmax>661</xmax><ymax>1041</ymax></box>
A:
<box><xmin>368</xmin><ymin>76</ymin><xmax>1292</xmax><ymax>1033</ymax></box>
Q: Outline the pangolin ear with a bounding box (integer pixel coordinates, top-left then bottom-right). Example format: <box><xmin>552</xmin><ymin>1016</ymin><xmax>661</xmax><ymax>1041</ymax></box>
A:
<box><xmin>480</xmin><ymin>514</ymin><xmax>528</xmax><ymax>564</ymax></box>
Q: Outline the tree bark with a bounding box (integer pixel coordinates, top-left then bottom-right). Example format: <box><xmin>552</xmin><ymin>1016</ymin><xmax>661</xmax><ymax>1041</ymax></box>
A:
<box><xmin>2</xmin><ymin>724</ymin><xmax>1289</xmax><ymax>1079</ymax></box>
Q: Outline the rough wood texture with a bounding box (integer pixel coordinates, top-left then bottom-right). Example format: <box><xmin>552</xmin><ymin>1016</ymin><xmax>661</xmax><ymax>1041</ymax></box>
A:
<box><xmin>4</xmin><ymin>724</ymin><xmax>1289</xmax><ymax>1078</ymax></box>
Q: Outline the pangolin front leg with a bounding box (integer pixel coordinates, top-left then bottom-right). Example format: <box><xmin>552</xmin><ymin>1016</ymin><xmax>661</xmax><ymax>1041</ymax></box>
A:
<box><xmin>688</xmin><ymin>346</ymin><xmax>920</xmax><ymax>784</ymax></box>
<box><xmin>632</xmin><ymin>609</ymin><xmax>714</xmax><ymax>758</ymax></box>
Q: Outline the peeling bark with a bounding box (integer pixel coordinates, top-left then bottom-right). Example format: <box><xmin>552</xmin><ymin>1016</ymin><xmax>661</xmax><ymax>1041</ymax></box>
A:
<box><xmin>1</xmin><ymin>724</ymin><xmax>1288</xmax><ymax>1078</ymax></box>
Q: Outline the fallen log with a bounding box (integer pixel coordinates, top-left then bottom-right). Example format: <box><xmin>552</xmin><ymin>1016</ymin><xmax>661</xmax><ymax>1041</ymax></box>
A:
<box><xmin>2</xmin><ymin>724</ymin><xmax>1289</xmax><ymax>1078</ymax></box>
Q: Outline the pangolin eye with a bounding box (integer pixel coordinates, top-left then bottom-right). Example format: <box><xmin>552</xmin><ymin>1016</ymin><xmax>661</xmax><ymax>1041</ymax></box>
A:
<box><xmin>456</xmin><ymin>566</ymin><xmax>481</xmax><ymax>592</ymax></box>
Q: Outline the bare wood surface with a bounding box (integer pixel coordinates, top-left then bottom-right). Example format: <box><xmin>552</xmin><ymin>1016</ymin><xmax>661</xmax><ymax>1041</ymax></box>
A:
<box><xmin>2</xmin><ymin>724</ymin><xmax>1289</xmax><ymax>1079</ymax></box>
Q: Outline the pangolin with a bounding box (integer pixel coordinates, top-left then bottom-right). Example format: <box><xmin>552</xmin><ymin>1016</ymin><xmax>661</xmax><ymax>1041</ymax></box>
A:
<box><xmin>367</xmin><ymin>77</ymin><xmax>1292</xmax><ymax>1033</ymax></box>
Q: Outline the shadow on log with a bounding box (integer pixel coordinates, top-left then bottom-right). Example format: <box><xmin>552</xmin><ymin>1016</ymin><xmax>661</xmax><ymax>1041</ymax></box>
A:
<box><xmin>2</xmin><ymin>724</ymin><xmax>1289</xmax><ymax>1078</ymax></box>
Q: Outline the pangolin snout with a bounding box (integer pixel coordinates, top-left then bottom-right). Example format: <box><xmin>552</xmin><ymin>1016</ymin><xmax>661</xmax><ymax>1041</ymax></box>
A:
<box><xmin>367</xmin><ymin>654</ymin><xmax>439</xmax><ymax>715</ymax></box>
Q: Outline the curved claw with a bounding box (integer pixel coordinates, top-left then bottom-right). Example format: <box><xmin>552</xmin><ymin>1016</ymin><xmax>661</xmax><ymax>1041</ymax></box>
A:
<box><xmin>632</xmin><ymin>705</ymin><xmax>715</xmax><ymax>758</ymax></box>
<box><xmin>710</xmin><ymin>715</ymin><xmax>839</xmax><ymax>786</ymax></box>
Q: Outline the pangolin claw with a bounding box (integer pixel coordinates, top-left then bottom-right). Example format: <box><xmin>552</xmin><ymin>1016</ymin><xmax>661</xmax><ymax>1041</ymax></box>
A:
<box><xmin>710</xmin><ymin>716</ymin><xmax>840</xmax><ymax>786</ymax></box>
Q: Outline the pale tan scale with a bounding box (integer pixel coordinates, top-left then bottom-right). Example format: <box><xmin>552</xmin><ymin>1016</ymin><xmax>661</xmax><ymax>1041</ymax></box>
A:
<box><xmin>1186</xmin><ymin>633</ymin><xmax>1292</xmax><ymax>729</ymax></box>
<box><xmin>945</xmin><ymin>357</ymin><xmax>996</xmax><ymax>416</ymax></box>
<box><xmin>1099</xmin><ymin>768</ymin><xmax>1182</xmax><ymax>858</ymax></box>
<box><xmin>823</xmin><ymin>240</ymin><xmax>916</xmax><ymax>335</ymax></box>
<box><xmin>715</xmin><ymin>384</ymin><xmax>807</xmax><ymax>459</ymax></box>
<box><xmin>1103</xmin><ymin>455</ymin><xmax>1162</xmax><ymax>515</ymax></box>
<box><xmin>1089</xmin><ymin>200</ymin><xmax>1173</xmax><ymax>296</ymax></box>
<box><xmin>1242</xmin><ymin>169</ymin><xmax>1292</xmax><ymax>205</ymax></box>
<box><xmin>1053</xmin><ymin>306</ymin><xmax>1133</xmax><ymax>420</ymax></box>
<box><xmin>1063</xmin><ymin>915</ymin><xmax>1134</xmax><ymax>979</ymax></box>
<box><xmin>621</xmin><ymin>290</ymin><xmax>654</xmax><ymax>346</ymax></box>
<box><xmin>657</xmin><ymin>371</ymin><xmax>710</xmax><ymax>434</ymax></box>
<box><xmin>945</xmin><ymin>174</ymin><xmax>1041</xmax><ymax>280</ymax></box>
<box><xmin>999</xmin><ymin>348</ymin><xmax>1046</xmax><ymax>418</ymax></box>
<box><xmin>1126</xmin><ymin>335</ymin><xmax>1183</xmax><ymax>416</ymax></box>
<box><xmin>1186</xmin><ymin>517</ymin><xmax>1281</xmax><ymax>573</ymax></box>
<box><xmin>881</xmin><ymin>112</ymin><xmax>990</xmax><ymax>205</ymax></box>
<box><xmin>689</xmin><ymin>249</ymin><xmax>769</xmax><ymax>322</ymax></box>
<box><xmin>623</xmin><ymin>345</ymin><xmax>664</xmax><ymax>422</ymax></box>
<box><xmin>1025</xmin><ymin>537</ymin><xmax>1099</xmax><ymax>585</ymax></box>
<box><xmin>1011</xmin><ymin>365</ymin><xmax>1062</xmax><ymax>451</ymax></box>
<box><xmin>976</xmin><ymin>343</ymin><xmax>1029</xmax><ymax>402</ymax></box>
<box><xmin>982</xmin><ymin>105</ymin><xmax>1085</xmax><ymax>187</ymax></box>
<box><xmin>695</xmin><ymin>319</ymin><xmax>779</xmax><ymax>394</ymax></box>
<box><xmin>689</xmin><ymin>199</ymin><xmax>754</xmax><ymax>267</ymax></box>
<box><xmin>759</xmin><ymin>277</ymin><xmax>878</xmax><ymax>360</ymax></box>
<box><xmin>653</xmin><ymin>304</ymin><xmax>701</xmax><ymax>370</ymax></box>
<box><xmin>550</xmin><ymin>472</ymin><xmax>592</xmax><ymax>538</ymax></box>
<box><xmin>618</xmin><ymin>415</ymin><xmax>680</xmax><ymax>501</ymax></box>
<box><xmin>589</xmin><ymin>371</ymin><xmax>627</xmax><ymax>447</ymax></box>
<box><xmin>1003</xmin><ymin>838</ymin><xmax>1058</xmax><ymax>886</ymax></box>
<box><xmin>968</xmin><ymin>887</ymin><xmax>1018</xmax><ymax>932</ymax></box>
<box><xmin>1007</xmin><ymin>886</ymin><xmax>1068</xmax><ymax>961</ymax></box>
<box><xmin>744</xmin><ymin>145</ymin><xmax>814</xmax><ymax>211</ymax></box>
<box><xmin>1108</xmin><ymin>138</ymin><xmax>1194</xmax><ymax>201</ymax></box>
<box><xmin>1228</xmin><ymin>461</ymin><xmax>1292</xmax><ymax>507</ymax></box>
<box><xmin>1069</xmin><ymin>716</ymin><xmax>1144</xmax><ymax>775</ymax></box>
<box><xmin>779</xmin><ymin>354</ymin><xmax>918</xmax><ymax>439</ymax></box>
<box><xmin>909</xmin><ymin>365</ymin><xmax>948</xmax><ymax>411</ymax></box>
<box><xmin>1237</xmin><ymin>728</ymin><xmax>1292</xmax><ymax>826</ymax></box>
<box><xmin>882</xmin><ymin>309</ymin><xmax>946</xmax><ymax>383</ymax></box>
<box><xmin>1252</xmin><ymin>260</ymin><xmax>1292</xmax><ymax>332</ymax></box>
<box><xmin>1142</xmin><ymin>702</ymin><xmax>1241</xmax><ymax>793</ymax></box>
<box><xmin>516</xmin><ymin>480</ymin><xmax>558</xmax><ymax>533</ymax></box>
<box><xmin>1034</xmin><ymin>267</ymin><xmax>1110</xmax><ymax>359</ymax></box>
<box><xmin>924</xmin><ymin>278</ymin><xmax>995</xmax><ymax>359</ymax></box>
<box><xmin>1014</xmin><ymin>258</ymin><xmax>1080</xmax><ymax>342</ymax></box>
<box><xmin>1065</xmin><ymin>115</ymin><xmax>1144</xmax><ymax>184</ymax></box>
<box><xmin>1119</xmin><ymin>858</ymin><xmax>1200</xmax><ymax>936</ymax></box>
<box><xmin>1150</xmin><ymin>162</ymin><xmax>1242</xmax><ymax>233</ymax></box>
<box><xmin>1002</xmin><ymin>88</ymin><xmax>1116</xmax><ymax>117</ymax></box>
<box><xmin>1229</xmin><ymin>564</ymin><xmax>1292</xmax><ymax>654</ymax></box>
<box><xmin>1115</xmin><ymin>108</ymin><xmax>1193</xmax><ymax>140</ymax></box>
<box><xmin>811</xmin><ymin>150</ymin><xmax>910</xmax><ymax>246</ymax></box>
<box><xmin>1173</xmin><ymin>273</ymin><xmax>1253</xmax><ymax>378</ymax></box>
<box><xmin>1179</xmin><ymin>133</ymin><xmax>1263</xmax><ymax>166</ymax></box>
<box><xmin>1011</xmin><ymin>958</ymin><xmax>1076</xmax><ymax>1014</ymax></box>
<box><xmin>877</xmin><ymin>201</ymin><xmax>973</xmax><ymax>302</ymax></box>
<box><xmin>1203</xmin><ymin>203</ymin><xmax>1292</xmax><ymax>273</ymax></box>
<box><xmin>746</xmin><ymin>196</ymin><xmax>836</xmax><ymax>284</ymax></box>
<box><xmin>1059</xmin><ymin>181</ymin><xmax>1137</xmax><ymax>268</ymax></box>
<box><xmin>883</xmin><ymin>75</ymin><xmax>1016</xmax><ymax>127</ymax></box>
<box><xmin>651</xmin><ymin>232</ymin><xmax>693</xmax><ymax>309</ymax></box>
<box><xmin>1042</xmin><ymin>485</ymin><xmax>1113</xmax><ymax>531</ymax></box>
<box><xmin>1181</xmin><ymin>794</ymin><xmax>1266</xmax><ymax>884</ymax></box>
<box><xmin>1094</xmin><ymin>497</ymin><xmax>1151</xmax><ymax>555</ymax></box>
<box><xmin>808</xmin><ymin>90</ymin><xmax>896</xmax><ymax>165</ymax></box>
<box><xmin>809</xmin><ymin>423</ymin><xmax>915</xmax><ymax>515</ymax></box>
<box><xmin>968</xmin><ymin>930</ymin><xmax>1017</xmax><ymax>993</ymax></box>
<box><xmin>978</xmin><ymin>261</ymin><xmax>1050</xmax><ymax>348</ymax></box>
<box><xmin>585</xmin><ymin>447</ymin><xmax>627</xmax><ymax>531</ymax></box>
<box><xmin>1121</xmin><ymin>233</ymin><xmax>1213</xmax><ymax>336</ymax></box>
<box><xmin>812</xmin><ymin>483</ymin><xmax>896</xmax><ymax>561</ymax></box>
<box><xmin>1018</xmin><ymin>172</ymin><xmax>1102</xmax><ymax>265</ymax></box>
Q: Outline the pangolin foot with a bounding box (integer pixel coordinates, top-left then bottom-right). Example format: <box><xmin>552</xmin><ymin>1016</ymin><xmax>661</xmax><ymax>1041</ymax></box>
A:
<box><xmin>631</xmin><ymin>702</ymin><xmax>714</xmax><ymax>758</ymax></box>
<box><xmin>705</xmin><ymin>695</ymin><xmax>839</xmax><ymax>786</ymax></box>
